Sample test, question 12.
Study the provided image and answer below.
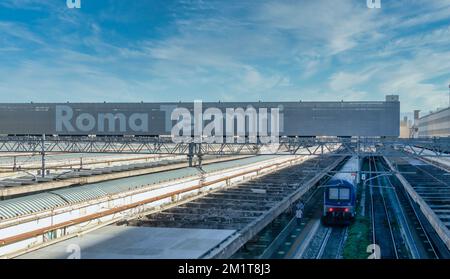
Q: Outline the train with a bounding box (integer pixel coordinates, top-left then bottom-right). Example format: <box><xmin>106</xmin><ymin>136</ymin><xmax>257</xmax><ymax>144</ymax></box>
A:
<box><xmin>322</xmin><ymin>156</ymin><xmax>359</xmax><ymax>225</ymax></box>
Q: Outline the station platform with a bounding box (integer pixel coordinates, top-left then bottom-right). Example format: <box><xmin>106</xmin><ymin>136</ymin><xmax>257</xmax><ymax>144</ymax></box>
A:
<box><xmin>17</xmin><ymin>226</ymin><xmax>235</xmax><ymax>259</ymax></box>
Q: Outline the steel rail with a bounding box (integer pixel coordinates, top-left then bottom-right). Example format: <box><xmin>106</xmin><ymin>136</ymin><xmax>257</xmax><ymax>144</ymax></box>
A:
<box><xmin>396</xmin><ymin>175</ymin><xmax>439</xmax><ymax>259</ymax></box>
<box><xmin>372</xmin><ymin>156</ymin><xmax>399</xmax><ymax>259</ymax></box>
<box><xmin>380</xmin><ymin>159</ymin><xmax>430</xmax><ymax>259</ymax></box>
<box><xmin>369</xmin><ymin>156</ymin><xmax>377</xmax><ymax>258</ymax></box>
<box><xmin>388</xmin><ymin>157</ymin><xmax>446</xmax><ymax>258</ymax></box>
<box><xmin>316</xmin><ymin>228</ymin><xmax>332</xmax><ymax>259</ymax></box>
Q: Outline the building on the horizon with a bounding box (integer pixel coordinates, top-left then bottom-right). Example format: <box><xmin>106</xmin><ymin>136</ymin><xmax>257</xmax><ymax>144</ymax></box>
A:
<box><xmin>400</xmin><ymin>116</ymin><xmax>413</xmax><ymax>138</ymax></box>
<box><xmin>417</xmin><ymin>107</ymin><xmax>450</xmax><ymax>137</ymax></box>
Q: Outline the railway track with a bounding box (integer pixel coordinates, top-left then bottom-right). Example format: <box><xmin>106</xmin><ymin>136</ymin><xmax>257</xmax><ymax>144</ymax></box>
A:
<box><xmin>230</xmin><ymin>157</ymin><xmax>349</xmax><ymax>259</ymax></box>
<box><xmin>297</xmin><ymin>225</ymin><xmax>348</xmax><ymax>259</ymax></box>
<box><xmin>366</xmin><ymin>156</ymin><xmax>439</xmax><ymax>259</ymax></box>
<box><xmin>278</xmin><ymin>158</ymin><xmax>351</xmax><ymax>259</ymax></box>
<box><xmin>261</xmin><ymin>186</ymin><xmax>323</xmax><ymax>259</ymax></box>
<box><xmin>233</xmin><ymin>155</ymin><xmax>448</xmax><ymax>259</ymax></box>
<box><xmin>368</xmin><ymin>156</ymin><xmax>399</xmax><ymax>259</ymax></box>
<box><xmin>383</xmin><ymin>161</ymin><xmax>440</xmax><ymax>259</ymax></box>
<box><xmin>317</xmin><ymin>227</ymin><xmax>348</xmax><ymax>259</ymax></box>
<box><xmin>245</xmin><ymin>158</ymin><xmax>351</xmax><ymax>259</ymax></box>
<box><xmin>121</xmin><ymin>155</ymin><xmax>345</xmax><ymax>259</ymax></box>
<box><xmin>289</xmin><ymin>158</ymin><xmax>351</xmax><ymax>259</ymax></box>
<box><xmin>386</xmin><ymin>156</ymin><xmax>450</xmax><ymax>258</ymax></box>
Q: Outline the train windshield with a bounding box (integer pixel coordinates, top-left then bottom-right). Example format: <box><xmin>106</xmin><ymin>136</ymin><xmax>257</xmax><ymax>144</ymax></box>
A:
<box><xmin>328</xmin><ymin>187</ymin><xmax>350</xmax><ymax>201</ymax></box>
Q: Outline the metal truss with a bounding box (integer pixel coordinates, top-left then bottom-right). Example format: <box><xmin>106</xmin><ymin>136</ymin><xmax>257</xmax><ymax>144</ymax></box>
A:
<box><xmin>0</xmin><ymin>136</ymin><xmax>449</xmax><ymax>157</ymax></box>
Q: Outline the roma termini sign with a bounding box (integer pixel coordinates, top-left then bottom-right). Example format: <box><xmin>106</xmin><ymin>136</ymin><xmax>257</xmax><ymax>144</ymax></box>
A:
<box><xmin>0</xmin><ymin>100</ymin><xmax>399</xmax><ymax>139</ymax></box>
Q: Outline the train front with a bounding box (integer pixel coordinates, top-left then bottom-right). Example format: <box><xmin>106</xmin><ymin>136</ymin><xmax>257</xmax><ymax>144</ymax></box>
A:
<box><xmin>323</xmin><ymin>180</ymin><xmax>357</xmax><ymax>225</ymax></box>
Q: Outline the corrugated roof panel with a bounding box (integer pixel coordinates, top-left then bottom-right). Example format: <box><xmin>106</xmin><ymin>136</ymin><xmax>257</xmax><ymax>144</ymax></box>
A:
<box><xmin>96</xmin><ymin>167</ymin><xmax>201</xmax><ymax>195</ymax></box>
<box><xmin>202</xmin><ymin>155</ymin><xmax>279</xmax><ymax>173</ymax></box>
<box><xmin>0</xmin><ymin>156</ymin><xmax>281</xmax><ymax>220</ymax></box>
<box><xmin>12</xmin><ymin>201</ymin><xmax>34</xmax><ymax>215</ymax></box>
<box><xmin>30</xmin><ymin>198</ymin><xmax>55</xmax><ymax>210</ymax></box>
<box><xmin>0</xmin><ymin>206</ymin><xmax>16</xmax><ymax>219</ymax></box>
<box><xmin>0</xmin><ymin>193</ymin><xmax>67</xmax><ymax>220</ymax></box>
<box><xmin>51</xmin><ymin>187</ymin><xmax>107</xmax><ymax>204</ymax></box>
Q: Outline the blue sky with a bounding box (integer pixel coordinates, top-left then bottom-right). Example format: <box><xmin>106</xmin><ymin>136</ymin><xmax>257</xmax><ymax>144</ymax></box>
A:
<box><xmin>0</xmin><ymin>0</ymin><xmax>449</xmax><ymax>114</ymax></box>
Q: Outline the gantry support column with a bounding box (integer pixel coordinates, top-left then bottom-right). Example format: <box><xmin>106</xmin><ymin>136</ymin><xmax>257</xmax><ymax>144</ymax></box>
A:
<box><xmin>41</xmin><ymin>134</ymin><xmax>46</xmax><ymax>178</ymax></box>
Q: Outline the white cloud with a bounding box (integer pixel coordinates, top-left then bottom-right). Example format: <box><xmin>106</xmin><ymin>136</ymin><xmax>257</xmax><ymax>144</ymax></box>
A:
<box><xmin>0</xmin><ymin>22</ymin><xmax>45</xmax><ymax>45</ymax></box>
<box><xmin>0</xmin><ymin>0</ymin><xmax>449</xmax><ymax>114</ymax></box>
<box><xmin>254</xmin><ymin>0</ymin><xmax>381</xmax><ymax>55</ymax></box>
<box><xmin>329</xmin><ymin>71</ymin><xmax>372</xmax><ymax>92</ymax></box>
<box><xmin>373</xmin><ymin>50</ymin><xmax>450</xmax><ymax>111</ymax></box>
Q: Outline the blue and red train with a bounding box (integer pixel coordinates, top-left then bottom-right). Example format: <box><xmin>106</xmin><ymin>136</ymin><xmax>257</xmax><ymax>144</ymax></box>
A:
<box><xmin>322</xmin><ymin>156</ymin><xmax>359</xmax><ymax>225</ymax></box>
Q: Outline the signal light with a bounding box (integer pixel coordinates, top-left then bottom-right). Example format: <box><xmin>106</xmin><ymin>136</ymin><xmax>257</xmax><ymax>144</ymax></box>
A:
<box><xmin>344</xmin><ymin>208</ymin><xmax>349</xmax><ymax>213</ymax></box>
<box><xmin>329</xmin><ymin>208</ymin><xmax>334</xmax><ymax>212</ymax></box>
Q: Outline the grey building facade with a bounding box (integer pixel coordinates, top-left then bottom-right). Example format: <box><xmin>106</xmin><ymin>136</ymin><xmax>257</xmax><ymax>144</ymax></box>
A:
<box><xmin>418</xmin><ymin>107</ymin><xmax>450</xmax><ymax>137</ymax></box>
